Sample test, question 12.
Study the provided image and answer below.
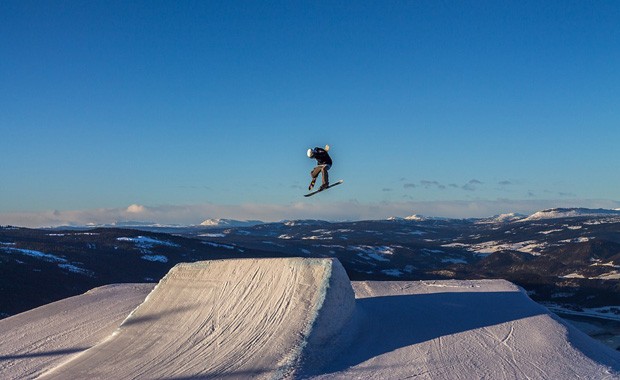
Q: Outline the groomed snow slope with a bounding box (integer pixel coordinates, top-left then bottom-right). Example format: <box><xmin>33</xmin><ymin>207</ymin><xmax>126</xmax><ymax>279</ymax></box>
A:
<box><xmin>39</xmin><ymin>258</ymin><xmax>355</xmax><ymax>379</ymax></box>
<box><xmin>315</xmin><ymin>280</ymin><xmax>620</xmax><ymax>379</ymax></box>
<box><xmin>0</xmin><ymin>284</ymin><xmax>155</xmax><ymax>379</ymax></box>
<box><xmin>1</xmin><ymin>258</ymin><xmax>619</xmax><ymax>379</ymax></box>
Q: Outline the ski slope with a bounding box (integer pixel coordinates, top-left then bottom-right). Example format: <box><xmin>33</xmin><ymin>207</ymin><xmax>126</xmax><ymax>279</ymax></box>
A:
<box><xmin>1</xmin><ymin>258</ymin><xmax>618</xmax><ymax>379</ymax></box>
<box><xmin>0</xmin><ymin>284</ymin><xmax>155</xmax><ymax>379</ymax></box>
<box><xmin>314</xmin><ymin>280</ymin><xmax>620</xmax><ymax>379</ymax></box>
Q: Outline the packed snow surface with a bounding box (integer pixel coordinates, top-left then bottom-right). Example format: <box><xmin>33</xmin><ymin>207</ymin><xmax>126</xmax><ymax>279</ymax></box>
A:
<box><xmin>0</xmin><ymin>284</ymin><xmax>155</xmax><ymax>379</ymax></box>
<box><xmin>1</xmin><ymin>258</ymin><xmax>618</xmax><ymax>379</ymax></box>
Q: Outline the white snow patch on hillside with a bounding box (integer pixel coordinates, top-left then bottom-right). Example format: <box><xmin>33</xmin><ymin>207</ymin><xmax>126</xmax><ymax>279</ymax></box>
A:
<box><xmin>358</xmin><ymin>253</ymin><xmax>390</xmax><ymax>262</ymax></box>
<box><xmin>443</xmin><ymin>240</ymin><xmax>550</xmax><ymax>256</ymax></box>
<box><xmin>562</xmin><ymin>273</ymin><xmax>586</xmax><ymax>279</ymax></box>
<box><xmin>395</xmin><ymin>230</ymin><xmax>427</xmax><ymax>235</ymax></box>
<box><xmin>117</xmin><ymin>236</ymin><xmax>179</xmax><ymax>248</ymax></box>
<box><xmin>441</xmin><ymin>243</ymin><xmax>469</xmax><ymax>248</ymax></box>
<box><xmin>422</xmin><ymin>248</ymin><xmax>445</xmax><ymax>254</ymax></box>
<box><xmin>593</xmin><ymin>271</ymin><xmax>620</xmax><ymax>280</ymax></box>
<box><xmin>1</xmin><ymin>247</ymin><xmax>67</xmax><ymax>263</ymax></box>
<box><xmin>349</xmin><ymin>245</ymin><xmax>395</xmax><ymax>263</ymax></box>
<box><xmin>545</xmin><ymin>304</ymin><xmax>620</xmax><ymax>322</ymax></box>
<box><xmin>140</xmin><ymin>255</ymin><xmax>168</xmax><ymax>263</ymax></box>
<box><xmin>317</xmin><ymin>244</ymin><xmax>346</xmax><ymax>250</ymax></box>
<box><xmin>539</xmin><ymin>229</ymin><xmax>563</xmax><ymax>235</ymax></box>
<box><xmin>302</xmin><ymin>235</ymin><xmax>332</xmax><ymax>240</ymax></box>
<box><xmin>442</xmin><ymin>258</ymin><xmax>468</xmax><ymax>264</ymax></box>
<box><xmin>58</xmin><ymin>264</ymin><xmax>94</xmax><ymax>276</ymax></box>
<box><xmin>591</xmin><ymin>260</ymin><xmax>620</xmax><ymax>269</ymax></box>
<box><xmin>281</xmin><ymin>220</ymin><xmax>326</xmax><ymax>227</ymax></box>
<box><xmin>348</xmin><ymin>245</ymin><xmax>394</xmax><ymax>262</ymax></box>
<box><xmin>202</xmin><ymin>242</ymin><xmax>236</xmax><ymax>250</ymax></box>
<box><xmin>199</xmin><ymin>233</ymin><xmax>226</xmax><ymax>238</ymax></box>
<box><xmin>381</xmin><ymin>269</ymin><xmax>403</xmax><ymax>277</ymax></box>
<box><xmin>560</xmin><ymin>262</ymin><xmax>620</xmax><ymax>280</ymax></box>
<box><xmin>560</xmin><ymin>237</ymin><xmax>591</xmax><ymax>243</ymax></box>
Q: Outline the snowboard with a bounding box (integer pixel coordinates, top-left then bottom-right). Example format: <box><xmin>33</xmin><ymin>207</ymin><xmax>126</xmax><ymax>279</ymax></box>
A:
<box><xmin>304</xmin><ymin>180</ymin><xmax>344</xmax><ymax>197</ymax></box>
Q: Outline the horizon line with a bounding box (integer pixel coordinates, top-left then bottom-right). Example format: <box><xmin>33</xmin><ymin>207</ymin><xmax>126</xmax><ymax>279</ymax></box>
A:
<box><xmin>2</xmin><ymin>198</ymin><xmax>620</xmax><ymax>229</ymax></box>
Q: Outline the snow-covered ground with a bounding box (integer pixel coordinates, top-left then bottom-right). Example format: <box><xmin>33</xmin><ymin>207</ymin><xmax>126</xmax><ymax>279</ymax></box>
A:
<box><xmin>0</xmin><ymin>246</ymin><xmax>93</xmax><ymax>276</ymax></box>
<box><xmin>116</xmin><ymin>236</ymin><xmax>181</xmax><ymax>260</ymax></box>
<box><xmin>116</xmin><ymin>236</ymin><xmax>179</xmax><ymax>249</ymax></box>
<box><xmin>0</xmin><ymin>284</ymin><xmax>155</xmax><ymax>379</ymax></box>
<box><xmin>522</xmin><ymin>208</ymin><xmax>620</xmax><ymax>222</ymax></box>
<box><xmin>442</xmin><ymin>240</ymin><xmax>549</xmax><ymax>255</ymax></box>
<box><xmin>0</xmin><ymin>258</ymin><xmax>618</xmax><ymax>379</ymax></box>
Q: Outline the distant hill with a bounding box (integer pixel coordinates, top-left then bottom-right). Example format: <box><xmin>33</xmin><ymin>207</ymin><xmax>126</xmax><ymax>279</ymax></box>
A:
<box><xmin>199</xmin><ymin>218</ymin><xmax>264</xmax><ymax>227</ymax></box>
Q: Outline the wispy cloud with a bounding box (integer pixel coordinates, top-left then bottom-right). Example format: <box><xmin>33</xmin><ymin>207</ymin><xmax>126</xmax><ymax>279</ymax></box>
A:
<box><xmin>418</xmin><ymin>179</ymin><xmax>485</xmax><ymax>192</ymax></box>
<box><xmin>462</xmin><ymin>179</ymin><xmax>483</xmax><ymax>191</ymax></box>
<box><xmin>3</xmin><ymin>199</ymin><xmax>620</xmax><ymax>228</ymax></box>
<box><xmin>403</xmin><ymin>183</ymin><xmax>416</xmax><ymax>189</ymax></box>
<box><xmin>420</xmin><ymin>180</ymin><xmax>446</xmax><ymax>190</ymax></box>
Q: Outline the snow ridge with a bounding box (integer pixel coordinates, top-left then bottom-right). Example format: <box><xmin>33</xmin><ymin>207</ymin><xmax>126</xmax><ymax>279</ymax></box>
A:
<box><xmin>522</xmin><ymin>208</ymin><xmax>620</xmax><ymax>221</ymax></box>
<box><xmin>199</xmin><ymin>218</ymin><xmax>263</xmax><ymax>227</ymax></box>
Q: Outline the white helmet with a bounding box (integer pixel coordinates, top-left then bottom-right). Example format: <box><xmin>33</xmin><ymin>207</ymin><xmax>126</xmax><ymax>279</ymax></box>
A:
<box><xmin>307</xmin><ymin>148</ymin><xmax>313</xmax><ymax>158</ymax></box>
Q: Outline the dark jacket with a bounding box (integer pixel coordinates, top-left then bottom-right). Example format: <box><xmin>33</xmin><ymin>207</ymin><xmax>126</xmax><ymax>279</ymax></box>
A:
<box><xmin>312</xmin><ymin>147</ymin><xmax>332</xmax><ymax>166</ymax></box>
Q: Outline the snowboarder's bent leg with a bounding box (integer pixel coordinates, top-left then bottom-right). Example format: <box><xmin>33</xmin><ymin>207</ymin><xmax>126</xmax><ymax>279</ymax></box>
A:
<box><xmin>311</xmin><ymin>165</ymin><xmax>331</xmax><ymax>190</ymax></box>
<box><xmin>320</xmin><ymin>165</ymin><xmax>330</xmax><ymax>189</ymax></box>
<box><xmin>310</xmin><ymin>166</ymin><xmax>322</xmax><ymax>190</ymax></box>
<box><xmin>311</xmin><ymin>166</ymin><xmax>323</xmax><ymax>179</ymax></box>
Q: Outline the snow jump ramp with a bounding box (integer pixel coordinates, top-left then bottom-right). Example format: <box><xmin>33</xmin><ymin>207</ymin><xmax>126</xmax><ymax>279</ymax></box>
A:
<box><xmin>40</xmin><ymin>258</ymin><xmax>355</xmax><ymax>379</ymax></box>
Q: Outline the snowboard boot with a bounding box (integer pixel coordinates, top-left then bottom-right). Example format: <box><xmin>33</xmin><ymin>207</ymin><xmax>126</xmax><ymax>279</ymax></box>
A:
<box><xmin>309</xmin><ymin>179</ymin><xmax>316</xmax><ymax>190</ymax></box>
<box><xmin>319</xmin><ymin>182</ymin><xmax>329</xmax><ymax>191</ymax></box>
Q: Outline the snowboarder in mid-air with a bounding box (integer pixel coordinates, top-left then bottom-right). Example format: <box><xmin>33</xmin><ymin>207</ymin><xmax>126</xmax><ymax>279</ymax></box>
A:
<box><xmin>307</xmin><ymin>145</ymin><xmax>332</xmax><ymax>191</ymax></box>
<box><xmin>305</xmin><ymin>144</ymin><xmax>343</xmax><ymax>197</ymax></box>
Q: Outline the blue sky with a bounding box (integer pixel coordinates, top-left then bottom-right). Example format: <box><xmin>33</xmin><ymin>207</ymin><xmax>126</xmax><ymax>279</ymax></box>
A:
<box><xmin>1</xmin><ymin>1</ymin><xmax>619</xmax><ymax>226</ymax></box>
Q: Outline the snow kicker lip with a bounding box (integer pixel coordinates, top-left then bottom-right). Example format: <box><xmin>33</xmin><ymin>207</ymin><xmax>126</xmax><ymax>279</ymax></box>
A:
<box><xmin>40</xmin><ymin>258</ymin><xmax>356</xmax><ymax>380</ymax></box>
